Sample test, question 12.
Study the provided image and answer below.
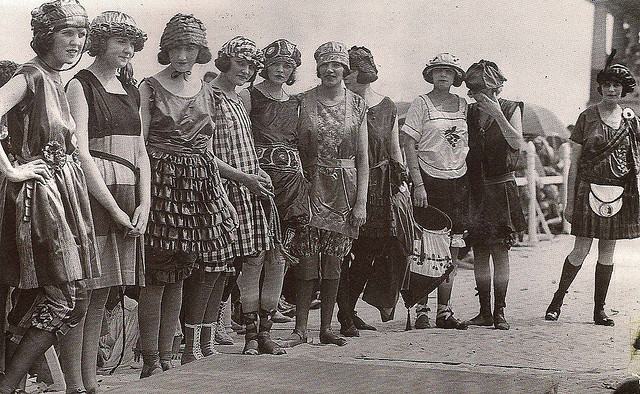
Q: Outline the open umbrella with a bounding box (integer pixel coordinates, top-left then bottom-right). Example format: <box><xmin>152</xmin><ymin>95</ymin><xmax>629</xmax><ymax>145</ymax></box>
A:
<box><xmin>522</xmin><ymin>103</ymin><xmax>569</xmax><ymax>140</ymax></box>
<box><xmin>400</xmin><ymin>205</ymin><xmax>454</xmax><ymax>330</ymax></box>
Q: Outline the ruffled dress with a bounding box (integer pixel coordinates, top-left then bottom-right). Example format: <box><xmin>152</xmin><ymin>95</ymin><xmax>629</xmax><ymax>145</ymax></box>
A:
<box><xmin>0</xmin><ymin>58</ymin><xmax>99</xmax><ymax>288</ymax></box>
<box><xmin>143</xmin><ymin>77</ymin><xmax>236</xmax><ymax>282</ymax></box>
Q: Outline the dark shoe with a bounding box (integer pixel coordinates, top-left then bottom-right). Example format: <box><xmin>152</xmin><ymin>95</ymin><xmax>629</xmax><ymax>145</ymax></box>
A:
<box><xmin>160</xmin><ymin>359</ymin><xmax>173</xmax><ymax>371</ymax></box>
<box><xmin>340</xmin><ymin>323</ymin><xmax>360</xmax><ymax>337</ymax></box>
<box><xmin>139</xmin><ymin>363</ymin><xmax>161</xmax><ymax>379</ymax></box>
<box><xmin>545</xmin><ymin>258</ymin><xmax>582</xmax><ymax>321</ymax></box>
<box><xmin>436</xmin><ymin>313</ymin><xmax>468</xmax><ymax>330</ymax></box>
<box><xmin>594</xmin><ymin>309</ymin><xmax>615</xmax><ymax>326</ymax></box>
<box><xmin>633</xmin><ymin>333</ymin><xmax>640</xmax><ymax>350</ymax></box>
<box><xmin>279</xmin><ymin>330</ymin><xmax>307</xmax><ymax>348</ymax></box>
<box><xmin>414</xmin><ymin>314</ymin><xmax>431</xmax><ymax>329</ymax></box>
<box><xmin>319</xmin><ymin>329</ymin><xmax>347</xmax><ymax>346</ymax></box>
<box><xmin>465</xmin><ymin>312</ymin><xmax>494</xmax><ymax>326</ymax></box>
<box><xmin>493</xmin><ymin>308</ymin><xmax>510</xmax><ymax>330</ymax></box>
<box><xmin>243</xmin><ymin>333</ymin><xmax>259</xmax><ymax>355</ymax></box>
<box><xmin>257</xmin><ymin>331</ymin><xmax>286</xmax><ymax>355</ymax></box>
<box><xmin>272</xmin><ymin>310</ymin><xmax>294</xmax><ymax>323</ymax></box>
<box><xmin>352</xmin><ymin>311</ymin><xmax>376</xmax><ymax>331</ymax></box>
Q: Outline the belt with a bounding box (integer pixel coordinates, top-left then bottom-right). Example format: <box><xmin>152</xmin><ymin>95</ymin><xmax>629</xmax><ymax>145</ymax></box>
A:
<box><xmin>90</xmin><ymin>150</ymin><xmax>140</xmax><ymax>183</ymax></box>
<box><xmin>483</xmin><ymin>172</ymin><xmax>516</xmax><ymax>186</ymax></box>
<box><xmin>255</xmin><ymin>143</ymin><xmax>301</xmax><ymax>172</ymax></box>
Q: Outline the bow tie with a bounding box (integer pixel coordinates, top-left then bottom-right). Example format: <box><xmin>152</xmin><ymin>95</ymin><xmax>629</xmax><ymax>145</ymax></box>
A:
<box><xmin>171</xmin><ymin>70</ymin><xmax>192</xmax><ymax>80</ymax></box>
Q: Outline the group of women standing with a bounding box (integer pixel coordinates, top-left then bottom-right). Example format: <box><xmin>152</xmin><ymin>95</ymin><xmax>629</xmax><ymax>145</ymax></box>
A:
<box><xmin>0</xmin><ymin>1</ymin><xmax>638</xmax><ymax>393</ymax></box>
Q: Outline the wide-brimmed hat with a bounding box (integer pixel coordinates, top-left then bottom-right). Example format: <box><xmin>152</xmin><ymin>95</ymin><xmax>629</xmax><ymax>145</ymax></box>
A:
<box><xmin>465</xmin><ymin>59</ymin><xmax>507</xmax><ymax>93</ymax></box>
<box><xmin>159</xmin><ymin>14</ymin><xmax>211</xmax><ymax>64</ymax></box>
<box><xmin>263</xmin><ymin>39</ymin><xmax>301</xmax><ymax>69</ymax></box>
<box><xmin>422</xmin><ymin>53</ymin><xmax>465</xmax><ymax>87</ymax></box>
<box><xmin>31</xmin><ymin>0</ymin><xmax>88</xmax><ymax>35</ymax></box>
<box><xmin>88</xmin><ymin>11</ymin><xmax>147</xmax><ymax>55</ymax></box>
<box><xmin>218</xmin><ymin>36</ymin><xmax>264</xmax><ymax>69</ymax></box>
<box><xmin>314</xmin><ymin>41</ymin><xmax>349</xmax><ymax>70</ymax></box>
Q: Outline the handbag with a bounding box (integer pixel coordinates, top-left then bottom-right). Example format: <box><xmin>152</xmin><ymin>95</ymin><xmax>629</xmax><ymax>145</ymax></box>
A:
<box><xmin>588</xmin><ymin>183</ymin><xmax>624</xmax><ymax>217</ymax></box>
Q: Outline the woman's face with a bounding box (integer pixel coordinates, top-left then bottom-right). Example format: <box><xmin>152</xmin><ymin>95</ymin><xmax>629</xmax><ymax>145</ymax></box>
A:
<box><xmin>100</xmin><ymin>36</ymin><xmax>134</xmax><ymax>69</ymax></box>
<box><xmin>168</xmin><ymin>44</ymin><xmax>199</xmax><ymax>73</ymax></box>
<box><xmin>266</xmin><ymin>61</ymin><xmax>294</xmax><ymax>85</ymax></box>
<box><xmin>318</xmin><ymin>61</ymin><xmax>345</xmax><ymax>87</ymax></box>
<box><xmin>600</xmin><ymin>81</ymin><xmax>623</xmax><ymax>103</ymax></box>
<box><xmin>227</xmin><ymin>57</ymin><xmax>256</xmax><ymax>86</ymax></box>
<box><xmin>431</xmin><ymin>67</ymin><xmax>456</xmax><ymax>89</ymax></box>
<box><xmin>48</xmin><ymin>27</ymin><xmax>87</xmax><ymax>67</ymax></box>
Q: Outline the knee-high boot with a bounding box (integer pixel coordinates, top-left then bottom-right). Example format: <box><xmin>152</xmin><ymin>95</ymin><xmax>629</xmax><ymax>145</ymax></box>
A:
<box><xmin>545</xmin><ymin>257</ymin><xmax>582</xmax><ymax>320</ymax></box>
<box><xmin>594</xmin><ymin>263</ymin><xmax>615</xmax><ymax>326</ymax></box>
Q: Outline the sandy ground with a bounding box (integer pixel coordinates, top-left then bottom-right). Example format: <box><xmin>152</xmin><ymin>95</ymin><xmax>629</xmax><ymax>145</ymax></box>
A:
<box><xmin>27</xmin><ymin>234</ymin><xmax>640</xmax><ymax>393</ymax></box>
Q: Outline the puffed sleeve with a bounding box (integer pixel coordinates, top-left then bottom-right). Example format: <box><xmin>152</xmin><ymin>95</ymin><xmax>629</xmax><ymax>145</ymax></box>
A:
<box><xmin>400</xmin><ymin>96</ymin><xmax>425</xmax><ymax>142</ymax></box>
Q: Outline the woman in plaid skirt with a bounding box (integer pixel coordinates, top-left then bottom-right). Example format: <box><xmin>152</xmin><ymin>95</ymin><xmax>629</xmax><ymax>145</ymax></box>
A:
<box><xmin>545</xmin><ymin>52</ymin><xmax>640</xmax><ymax>327</ymax></box>
<box><xmin>208</xmin><ymin>36</ymin><xmax>282</xmax><ymax>355</ymax></box>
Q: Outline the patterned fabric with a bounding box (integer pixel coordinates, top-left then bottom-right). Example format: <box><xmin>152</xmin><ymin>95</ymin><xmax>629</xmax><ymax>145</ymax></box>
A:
<box><xmin>297</xmin><ymin>87</ymin><xmax>366</xmax><ymax>239</ymax></box>
<box><xmin>466</xmin><ymin>99</ymin><xmax>525</xmax><ymax>246</ymax></box>
<box><xmin>465</xmin><ymin>60</ymin><xmax>507</xmax><ymax>93</ymax></box>
<box><xmin>314</xmin><ymin>41</ymin><xmax>349</xmax><ymax>69</ymax></box>
<box><xmin>72</xmin><ymin>69</ymin><xmax>145</xmax><ymax>288</ymax></box>
<box><xmin>290</xmin><ymin>226</ymin><xmax>353</xmax><ymax>259</ymax></box>
<box><xmin>160</xmin><ymin>14</ymin><xmax>208</xmax><ymax>52</ymax></box>
<box><xmin>401</xmin><ymin>94</ymin><xmax>468</xmax><ymax>179</ymax></box>
<box><xmin>204</xmin><ymin>88</ymin><xmax>274</xmax><ymax>264</ymax></box>
<box><xmin>569</xmin><ymin>105</ymin><xmax>640</xmax><ymax>239</ymax></box>
<box><xmin>8</xmin><ymin>280</ymin><xmax>87</xmax><ymax>339</ymax></box>
<box><xmin>218</xmin><ymin>36</ymin><xmax>264</xmax><ymax>68</ymax></box>
<box><xmin>88</xmin><ymin>11</ymin><xmax>147</xmax><ymax>55</ymax></box>
<box><xmin>1</xmin><ymin>58</ymin><xmax>99</xmax><ymax>288</ymax></box>
<box><xmin>31</xmin><ymin>0</ymin><xmax>88</xmax><ymax>34</ymax></box>
<box><xmin>143</xmin><ymin>76</ymin><xmax>236</xmax><ymax>275</ymax></box>
<box><xmin>263</xmin><ymin>39</ymin><xmax>301</xmax><ymax>68</ymax></box>
<box><xmin>249</xmin><ymin>87</ymin><xmax>310</xmax><ymax>239</ymax></box>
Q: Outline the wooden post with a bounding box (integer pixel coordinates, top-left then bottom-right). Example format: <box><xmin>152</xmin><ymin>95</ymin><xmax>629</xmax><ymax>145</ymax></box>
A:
<box><xmin>560</xmin><ymin>143</ymin><xmax>571</xmax><ymax>234</ymax></box>
<box><xmin>526</xmin><ymin>141</ymin><xmax>538</xmax><ymax>244</ymax></box>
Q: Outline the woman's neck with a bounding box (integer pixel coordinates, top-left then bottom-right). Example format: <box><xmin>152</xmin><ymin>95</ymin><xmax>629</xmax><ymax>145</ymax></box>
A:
<box><xmin>213</xmin><ymin>73</ymin><xmax>238</xmax><ymax>95</ymax></box>
<box><xmin>38</xmin><ymin>54</ymin><xmax>64</xmax><ymax>74</ymax></box>
<box><xmin>317</xmin><ymin>82</ymin><xmax>344</xmax><ymax>100</ymax></box>
<box><xmin>87</xmin><ymin>59</ymin><xmax>118</xmax><ymax>82</ymax></box>
<box><xmin>598</xmin><ymin>100</ymin><xmax>620</xmax><ymax>113</ymax></box>
<box><xmin>429</xmin><ymin>86</ymin><xmax>452</xmax><ymax>99</ymax></box>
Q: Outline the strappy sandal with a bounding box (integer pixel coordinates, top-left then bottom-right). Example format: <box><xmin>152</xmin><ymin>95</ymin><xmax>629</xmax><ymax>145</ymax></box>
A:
<box><xmin>319</xmin><ymin>329</ymin><xmax>347</xmax><ymax>346</ymax></box>
<box><xmin>279</xmin><ymin>330</ymin><xmax>307</xmax><ymax>348</ymax></box>
<box><xmin>257</xmin><ymin>331</ymin><xmax>286</xmax><ymax>355</ymax></box>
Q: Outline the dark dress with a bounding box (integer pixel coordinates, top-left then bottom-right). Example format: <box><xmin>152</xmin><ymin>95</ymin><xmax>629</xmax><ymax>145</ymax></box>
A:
<box><xmin>0</xmin><ymin>58</ymin><xmax>99</xmax><ymax>288</ymax></box>
<box><xmin>466</xmin><ymin>99</ymin><xmax>526</xmax><ymax>247</ymax></box>
<box><xmin>248</xmin><ymin>86</ymin><xmax>310</xmax><ymax>246</ymax></box>
<box><xmin>143</xmin><ymin>77</ymin><xmax>236</xmax><ymax>284</ymax></box>
<box><xmin>569</xmin><ymin>105</ymin><xmax>640</xmax><ymax>239</ymax></box>
<box><xmin>72</xmin><ymin>70</ymin><xmax>145</xmax><ymax>288</ymax></box>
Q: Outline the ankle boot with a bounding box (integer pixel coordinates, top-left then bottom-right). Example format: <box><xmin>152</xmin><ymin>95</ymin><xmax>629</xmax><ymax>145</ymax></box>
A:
<box><xmin>199</xmin><ymin>323</ymin><xmax>218</xmax><ymax>357</ymax></box>
<box><xmin>242</xmin><ymin>312</ymin><xmax>259</xmax><ymax>355</ymax></box>
<box><xmin>181</xmin><ymin>323</ymin><xmax>204</xmax><ymax>365</ymax></box>
<box><xmin>337</xmin><ymin>309</ymin><xmax>359</xmax><ymax>337</ymax></box>
<box><xmin>140</xmin><ymin>353</ymin><xmax>161</xmax><ymax>379</ymax></box>
<box><xmin>545</xmin><ymin>257</ymin><xmax>582</xmax><ymax>321</ymax></box>
<box><xmin>257</xmin><ymin>309</ymin><xmax>285</xmax><ymax>355</ymax></box>
<box><xmin>466</xmin><ymin>290</ymin><xmax>493</xmax><ymax>326</ymax></box>
<box><xmin>594</xmin><ymin>263</ymin><xmax>615</xmax><ymax>326</ymax></box>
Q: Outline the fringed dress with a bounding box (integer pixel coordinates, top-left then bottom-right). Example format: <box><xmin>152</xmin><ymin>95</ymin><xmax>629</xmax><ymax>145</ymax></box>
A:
<box><xmin>143</xmin><ymin>77</ymin><xmax>236</xmax><ymax>284</ymax></box>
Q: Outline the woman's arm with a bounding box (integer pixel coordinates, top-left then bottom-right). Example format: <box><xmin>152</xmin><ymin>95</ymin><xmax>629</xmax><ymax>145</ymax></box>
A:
<box><xmin>216</xmin><ymin>157</ymin><xmax>274</xmax><ymax>197</ymax></box>
<box><xmin>129</xmin><ymin>130</ymin><xmax>151</xmax><ymax>236</ymax></box>
<box><xmin>477</xmin><ymin>92</ymin><xmax>523</xmax><ymax>150</ymax></box>
<box><xmin>563</xmin><ymin>141</ymin><xmax>581</xmax><ymax>223</ymax></box>
<box><xmin>0</xmin><ymin>75</ymin><xmax>52</xmax><ymax>183</ymax></box>
<box><xmin>350</xmin><ymin>114</ymin><xmax>369</xmax><ymax>227</ymax></box>
<box><xmin>66</xmin><ymin>79</ymin><xmax>133</xmax><ymax>230</ymax></box>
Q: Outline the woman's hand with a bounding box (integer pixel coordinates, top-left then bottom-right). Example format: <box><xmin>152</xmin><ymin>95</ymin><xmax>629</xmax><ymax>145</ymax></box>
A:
<box><xmin>349</xmin><ymin>200</ymin><xmax>367</xmax><ymax>227</ymax></box>
<box><xmin>564</xmin><ymin>200</ymin><xmax>574</xmax><ymax>224</ymax></box>
<box><xmin>5</xmin><ymin>159</ymin><xmax>51</xmax><ymax>183</ymax></box>
<box><xmin>243</xmin><ymin>173</ymin><xmax>274</xmax><ymax>198</ymax></box>
<box><xmin>476</xmin><ymin>92</ymin><xmax>504</xmax><ymax>120</ymax></box>
<box><xmin>128</xmin><ymin>202</ymin><xmax>150</xmax><ymax>237</ymax></box>
<box><xmin>413</xmin><ymin>184</ymin><xmax>428</xmax><ymax>207</ymax></box>
<box><xmin>110</xmin><ymin>207</ymin><xmax>134</xmax><ymax>233</ymax></box>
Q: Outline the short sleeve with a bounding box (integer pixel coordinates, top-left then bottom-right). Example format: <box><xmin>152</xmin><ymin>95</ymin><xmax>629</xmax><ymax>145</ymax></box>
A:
<box><xmin>400</xmin><ymin>96</ymin><xmax>425</xmax><ymax>142</ymax></box>
<box><xmin>570</xmin><ymin>111</ymin><xmax>587</xmax><ymax>145</ymax></box>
